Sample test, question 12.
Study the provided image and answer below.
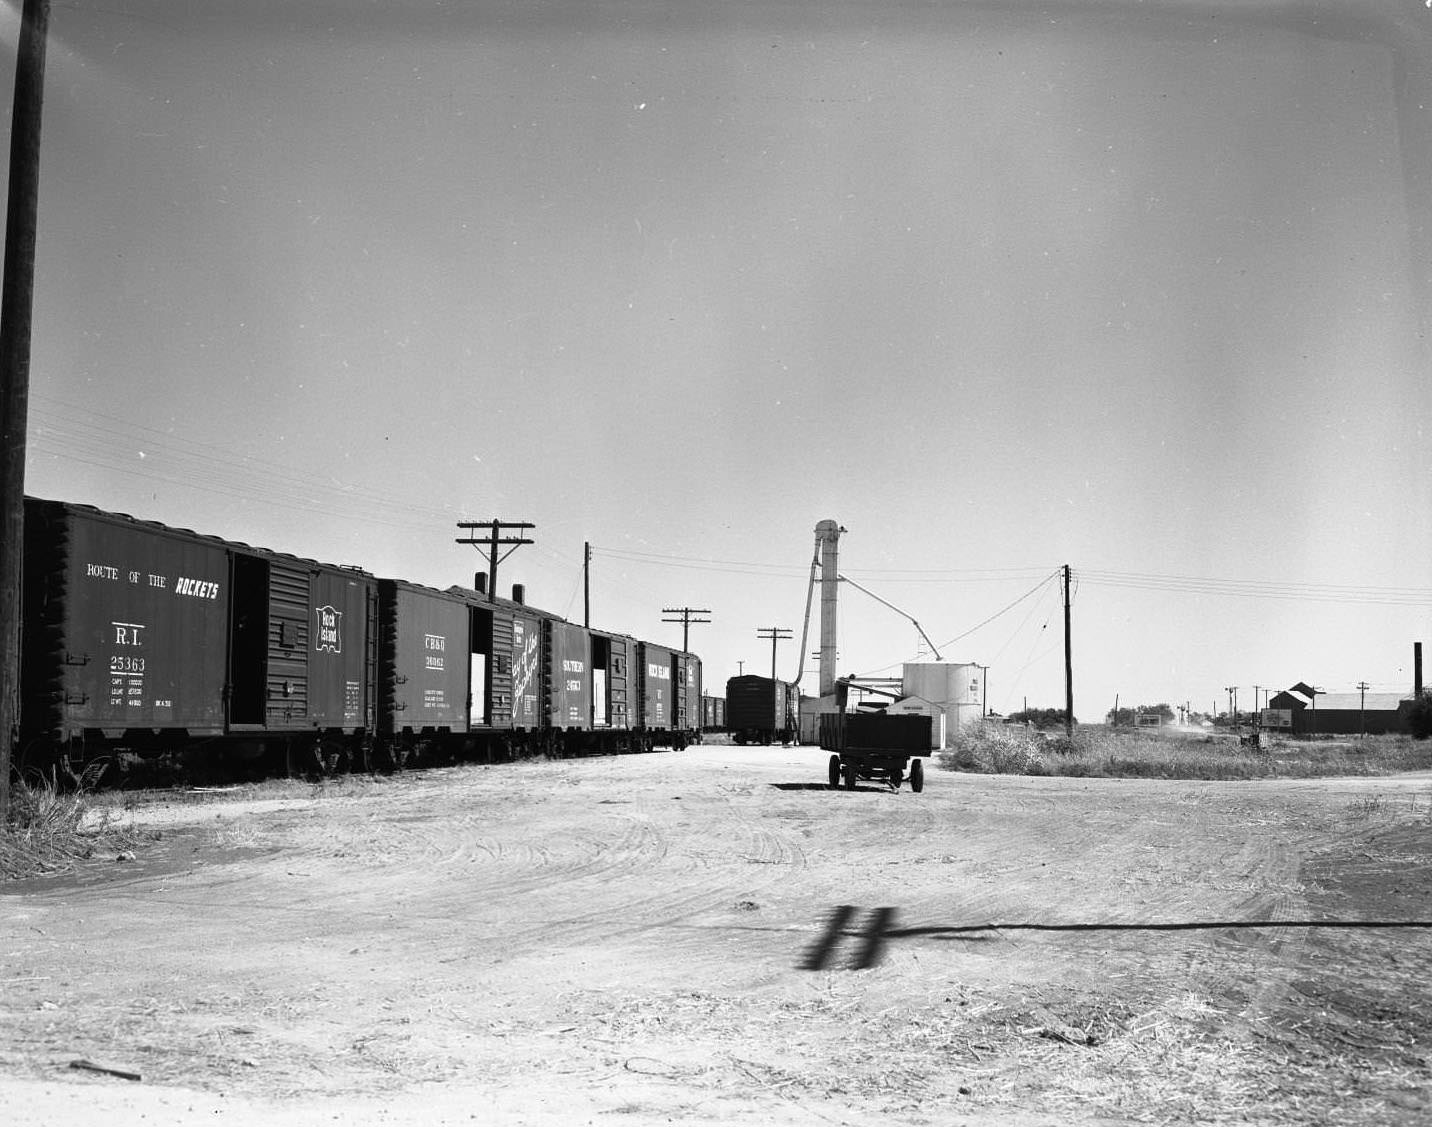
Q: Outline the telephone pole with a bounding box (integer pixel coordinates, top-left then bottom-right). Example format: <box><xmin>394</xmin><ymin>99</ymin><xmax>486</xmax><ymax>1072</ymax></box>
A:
<box><xmin>662</xmin><ymin>606</ymin><xmax>711</xmax><ymax>654</ymax></box>
<box><xmin>1062</xmin><ymin>564</ymin><xmax>1073</xmax><ymax>738</ymax></box>
<box><xmin>0</xmin><ymin>0</ymin><xmax>51</xmax><ymax>815</ymax></box>
<box><xmin>757</xmin><ymin>626</ymin><xmax>792</xmax><ymax>680</ymax></box>
<box><xmin>1357</xmin><ymin>680</ymin><xmax>1370</xmax><ymax>737</ymax></box>
<box><xmin>583</xmin><ymin>541</ymin><xmax>591</xmax><ymax>627</ymax></box>
<box><xmin>455</xmin><ymin>520</ymin><xmax>534</xmax><ymax>602</ymax></box>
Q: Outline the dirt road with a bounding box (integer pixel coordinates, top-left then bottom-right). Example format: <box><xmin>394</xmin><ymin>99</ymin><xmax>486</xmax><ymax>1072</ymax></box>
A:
<box><xmin>3</xmin><ymin>745</ymin><xmax>1430</xmax><ymax>1125</ymax></box>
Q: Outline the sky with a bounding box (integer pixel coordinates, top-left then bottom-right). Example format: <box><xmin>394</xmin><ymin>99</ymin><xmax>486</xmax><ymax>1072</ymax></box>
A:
<box><xmin>4</xmin><ymin>0</ymin><xmax>1430</xmax><ymax>720</ymax></box>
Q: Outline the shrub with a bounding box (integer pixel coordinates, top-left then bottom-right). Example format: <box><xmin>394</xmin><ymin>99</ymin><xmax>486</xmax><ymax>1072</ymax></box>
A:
<box><xmin>941</xmin><ymin>721</ymin><xmax>1051</xmax><ymax>776</ymax></box>
<box><xmin>1</xmin><ymin>769</ymin><xmax>142</xmax><ymax>880</ymax></box>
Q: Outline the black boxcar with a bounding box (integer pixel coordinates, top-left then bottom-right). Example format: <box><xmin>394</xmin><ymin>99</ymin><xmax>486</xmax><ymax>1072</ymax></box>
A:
<box><xmin>548</xmin><ymin>619</ymin><xmax>593</xmax><ymax>732</ymax></box>
<box><xmin>588</xmin><ymin>628</ymin><xmax>634</xmax><ymax>732</ymax></box>
<box><xmin>634</xmin><ymin>641</ymin><xmax>701</xmax><ymax>749</ymax></box>
<box><xmin>447</xmin><ymin>584</ymin><xmax>552</xmax><ymax>755</ymax></box>
<box><xmin>376</xmin><ymin>579</ymin><xmax>473</xmax><ymax>765</ymax></box>
<box><xmin>725</xmin><ymin>674</ymin><xmax>797</xmax><ymax>745</ymax></box>
<box><xmin>21</xmin><ymin>498</ymin><xmax>376</xmax><ymax>775</ymax></box>
<box><xmin>701</xmin><ymin>694</ymin><xmax>726</xmax><ymax>732</ymax></box>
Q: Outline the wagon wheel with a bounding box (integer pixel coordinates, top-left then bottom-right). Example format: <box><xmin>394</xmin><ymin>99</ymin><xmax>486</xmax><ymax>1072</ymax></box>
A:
<box><xmin>827</xmin><ymin>754</ymin><xmax>841</xmax><ymax>789</ymax></box>
<box><xmin>910</xmin><ymin>758</ymin><xmax>925</xmax><ymax>793</ymax></box>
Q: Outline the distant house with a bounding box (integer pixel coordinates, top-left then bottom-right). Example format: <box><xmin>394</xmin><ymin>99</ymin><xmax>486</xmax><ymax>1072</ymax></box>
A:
<box><xmin>1266</xmin><ymin>685</ymin><xmax>1412</xmax><ymax>736</ymax></box>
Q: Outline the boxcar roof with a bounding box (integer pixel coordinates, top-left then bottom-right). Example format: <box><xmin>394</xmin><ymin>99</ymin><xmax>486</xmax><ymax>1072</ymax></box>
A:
<box><xmin>28</xmin><ymin>497</ymin><xmax>374</xmax><ymax>577</ymax></box>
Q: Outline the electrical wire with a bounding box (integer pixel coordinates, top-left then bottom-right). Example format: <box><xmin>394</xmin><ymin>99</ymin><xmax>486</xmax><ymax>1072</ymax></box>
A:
<box><xmin>855</xmin><ymin>571</ymin><xmax>1061</xmax><ymax>677</ymax></box>
<box><xmin>1081</xmin><ymin>568</ymin><xmax>1432</xmax><ymax>607</ymax></box>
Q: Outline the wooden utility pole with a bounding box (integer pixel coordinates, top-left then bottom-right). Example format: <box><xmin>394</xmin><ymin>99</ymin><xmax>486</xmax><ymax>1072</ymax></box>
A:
<box><xmin>757</xmin><ymin>626</ymin><xmax>792</xmax><ymax>680</ymax></box>
<box><xmin>1061</xmin><ymin>564</ymin><xmax>1073</xmax><ymax>738</ymax></box>
<box><xmin>455</xmin><ymin>520</ymin><xmax>534</xmax><ymax>602</ymax></box>
<box><xmin>0</xmin><ymin>0</ymin><xmax>51</xmax><ymax>816</ymax></box>
<box><xmin>1357</xmin><ymin>680</ymin><xmax>1370</xmax><ymax>737</ymax></box>
<box><xmin>661</xmin><ymin>606</ymin><xmax>711</xmax><ymax>654</ymax></box>
<box><xmin>583</xmin><ymin>541</ymin><xmax>590</xmax><ymax>627</ymax></box>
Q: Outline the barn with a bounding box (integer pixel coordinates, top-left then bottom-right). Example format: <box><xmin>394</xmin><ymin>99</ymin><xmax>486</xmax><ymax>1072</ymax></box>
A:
<box><xmin>1266</xmin><ymin>683</ymin><xmax>1414</xmax><ymax>736</ymax></box>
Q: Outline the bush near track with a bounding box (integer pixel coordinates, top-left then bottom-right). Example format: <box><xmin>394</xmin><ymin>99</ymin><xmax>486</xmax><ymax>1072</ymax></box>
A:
<box><xmin>1</xmin><ymin>775</ymin><xmax>152</xmax><ymax>880</ymax></box>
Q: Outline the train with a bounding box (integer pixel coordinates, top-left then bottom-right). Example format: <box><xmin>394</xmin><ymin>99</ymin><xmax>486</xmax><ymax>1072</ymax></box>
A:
<box><xmin>724</xmin><ymin>674</ymin><xmax>800</xmax><ymax>745</ymax></box>
<box><xmin>16</xmin><ymin>498</ymin><xmax>703</xmax><ymax>782</ymax></box>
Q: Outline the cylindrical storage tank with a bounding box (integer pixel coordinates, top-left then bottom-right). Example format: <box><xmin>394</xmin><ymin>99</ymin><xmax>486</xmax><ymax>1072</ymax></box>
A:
<box><xmin>901</xmin><ymin>662</ymin><xmax>985</xmax><ymax>742</ymax></box>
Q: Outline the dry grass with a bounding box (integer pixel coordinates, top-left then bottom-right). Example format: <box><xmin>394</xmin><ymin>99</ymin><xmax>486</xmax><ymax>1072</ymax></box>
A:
<box><xmin>553</xmin><ymin>983</ymin><xmax>1402</xmax><ymax>1124</ymax></box>
<box><xmin>2</xmin><ymin>770</ymin><xmax>152</xmax><ymax>880</ymax></box>
<box><xmin>939</xmin><ymin>722</ymin><xmax>1432</xmax><ymax>781</ymax></box>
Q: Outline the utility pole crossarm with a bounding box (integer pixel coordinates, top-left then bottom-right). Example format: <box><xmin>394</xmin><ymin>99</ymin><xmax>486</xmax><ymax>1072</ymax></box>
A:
<box><xmin>455</xmin><ymin>520</ymin><xmax>535</xmax><ymax>602</ymax></box>
<box><xmin>757</xmin><ymin>626</ymin><xmax>793</xmax><ymax>681</ymax></box>
<box><xmin>837</xmin><ymin>574</ymin><xmax>943</xmax><ymax>661</ymax></box>
<box><xmin>661</xmin><ymin>606</ymin><xmax>712</xmax><ymax>654</ymax></box>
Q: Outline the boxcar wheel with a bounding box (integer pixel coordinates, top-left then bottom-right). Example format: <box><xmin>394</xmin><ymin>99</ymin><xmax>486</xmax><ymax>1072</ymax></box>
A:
<box><xmin>910</xmin><ymin>758</ymin><xmax>925</xmax><ymax>793</ymax></box>
<box><xmin>828</xmin><ymin>754</ymin><xmax>841</xmax><ymax>789</ymax></box>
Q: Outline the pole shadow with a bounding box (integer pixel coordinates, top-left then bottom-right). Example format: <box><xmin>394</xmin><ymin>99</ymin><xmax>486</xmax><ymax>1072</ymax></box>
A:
<box><xmin>797</xmin><ymin>905</ymin><xmax>1432</xmax><ymax>972</ymax></box>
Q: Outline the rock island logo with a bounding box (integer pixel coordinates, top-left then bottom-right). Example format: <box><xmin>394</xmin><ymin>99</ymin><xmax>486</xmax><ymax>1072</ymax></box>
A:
<box><xmin>315</xmin><ymin>605</ymin><xmax>343</xmax><ymax>653</ymax></box>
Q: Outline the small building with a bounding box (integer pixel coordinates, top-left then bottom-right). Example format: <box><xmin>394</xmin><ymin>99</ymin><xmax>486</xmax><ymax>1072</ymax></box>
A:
<box><xmin>1266</xmin><ymin>685</ymin><xmax>1412</xmax><ymax>736</ymax></box>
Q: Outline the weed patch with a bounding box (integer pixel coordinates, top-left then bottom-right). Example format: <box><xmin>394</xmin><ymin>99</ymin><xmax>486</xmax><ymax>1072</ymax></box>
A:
<box><xmin>2</xmin><ymin>776</ymin><xmax>149</xmax><ymax>880</ymax></box>
<box><xmin>938</xmin><ymin>724</ymin><xmax>1432</xmax><ymax>781</ymax></box>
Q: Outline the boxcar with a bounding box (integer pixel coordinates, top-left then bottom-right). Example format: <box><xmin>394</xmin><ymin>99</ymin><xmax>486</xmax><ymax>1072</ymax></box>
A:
<box><xmin>701</xmin><ymin>694</ymin><xmax>726</xmax><ymax>732</ymax></box>
<box><xmin>18</xmin><ymin>497</ymin><xmax>709</xmax><ymax>780</ymax></box>
<box><xmin>588</xmin><ymin>627</ymin><xmax>634</xmax><ymax>735</ymax></box>
<box><xmin>725</xmin><ymin>674</ymin><xmax>798</xmax><ymax>745</ymax></box>
<box><xmin>633</xmin><ymin>641</ymin><xmax>702</xmax><ymax>749</ymax></box>
<box><xmin>376</xmin><ymin>579</ymin><xmax>472</xmax><ymax>766</ymax></box>
<box><xmin>442</xmin><ymin>587</ymin><xmax>661</xmax><ymax>757</ymax></box>
<box><xmin>20</xmin><ymin>498</ymin><xmax>376</xmax><ymax>777</ymax></box>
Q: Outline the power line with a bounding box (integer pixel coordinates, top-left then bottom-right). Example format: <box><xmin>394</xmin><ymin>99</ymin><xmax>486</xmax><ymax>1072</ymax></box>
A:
<box><xmin>856</xmin><ymin>571</ymin><xmax>1061</xmax><ymax>677</ymax></box>
<box><xmin>1081</xmin><ymin>569</ymin><xmax>1432</xmax><ymax>607</ymax></box>
<box><xmin>592</xmin><ymin>544</ymin><xmax>1053</xmax><ymax>582</ymax></box>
